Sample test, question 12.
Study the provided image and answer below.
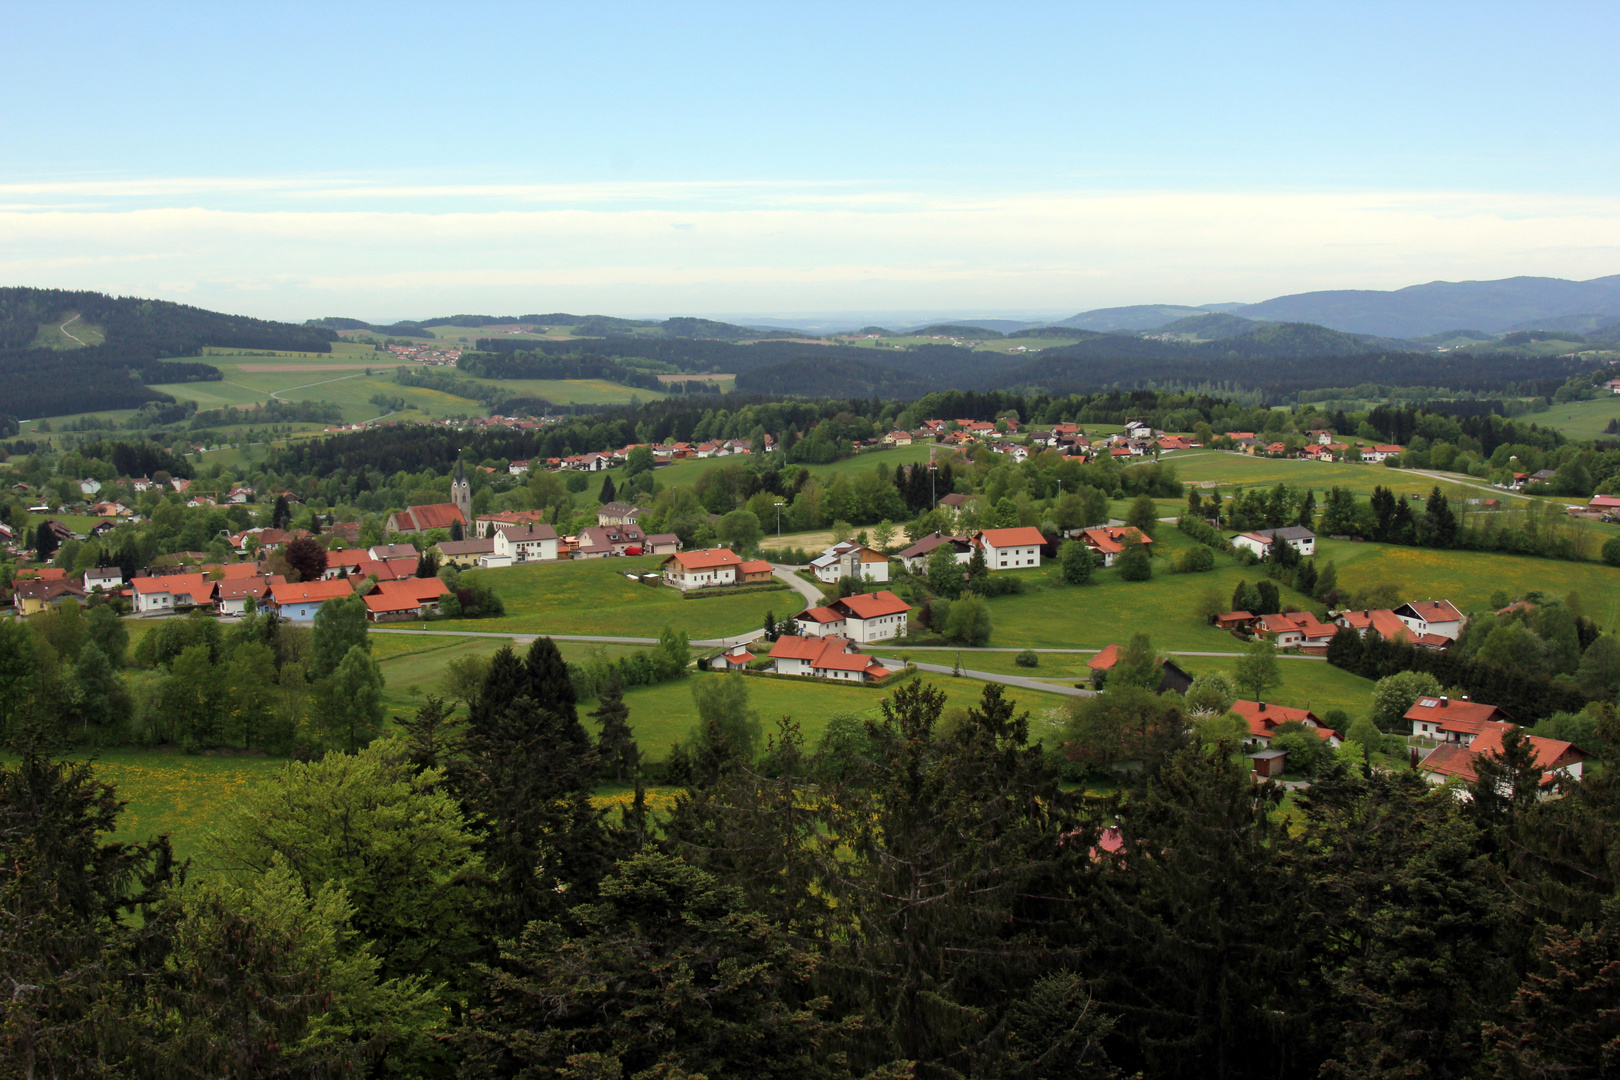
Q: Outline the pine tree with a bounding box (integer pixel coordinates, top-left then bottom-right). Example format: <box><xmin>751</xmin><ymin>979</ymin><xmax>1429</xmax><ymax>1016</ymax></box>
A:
<box><xmin>270</xmin><ymin>494</ymin><xmax>291</xmax><ymax>530</ymax></box>
<box><xmin>33</xmin><ymin>521</ymin><xmax>57</xmax><ymax>561</ymax></box>
<box><xmin>1297</xmin><ymin>488</ymin><xmax>1316</xmax><ymax>530</ymax></box>
<box><xmin>592</xmin><ymin>675</ymin><xmax>638</xmax><ymax>783</ymax></box>
<box><xmin>449</xmin><ymin>518</ymin><xmax>464</xmax><ymax>541</ymax></box>
<box><xmin>762</xmin><ymin>609</ymin><xmax>777</xmax><ymax>642</ymax></box>
<box><xmin>397</xmin><ymin>695</ymin><xmax>463</xmax><ymax>772</ymax></box>
<box><xmin>599</xmin><ymin>473</ymin><xmax>617</xmax><ymax>504</ymax></box>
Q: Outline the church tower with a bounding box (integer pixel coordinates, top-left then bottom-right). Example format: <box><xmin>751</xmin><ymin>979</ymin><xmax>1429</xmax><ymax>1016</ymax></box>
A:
<box><xmin>452</xmin><ymin>457</ymin><xmax>472</xmax><ymax>525</ymax></box>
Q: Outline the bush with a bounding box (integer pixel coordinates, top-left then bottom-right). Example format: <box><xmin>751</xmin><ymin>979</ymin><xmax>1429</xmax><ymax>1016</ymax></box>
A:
<box><xmin>1059</xmin><ymin>539</ymin><xmax>1095</xmax><ymax>585</ymax></box>
<box><xmin>1604</xmin><ymin>536</ymin><xmax>1620</xmax><ymax>568</ymax></box>
<box><xmin>1177</xmin><ymin>515</ymin><xmax>1232</xmax><ymax>552</ymax></box>
<box><xmin>967</xmin><ymin>573</ymin><xmax>1024</xmax><ymax>598</ymax></box>
<box><xmin>1176</xmin><ymin>545</ymin><xmax>1216</xmax><ymax>573</ymax></box>
<box><xmin>944</xmin><ymin>594</ymin><xmax>992</xmax><ymax>646</ymax></box>
<box><xmin>1117</xmin><ymin>538</ymin><xmax>1152</xmax><ymax>581</ymax></box>
<box><xmin>1014</xmin><ymin>649</ymin><xmax>1039</xmax><ymax>668</ymax></box>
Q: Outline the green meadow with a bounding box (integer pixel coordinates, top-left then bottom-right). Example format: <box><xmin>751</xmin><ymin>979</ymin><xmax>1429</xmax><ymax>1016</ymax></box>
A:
<box><xmin>1166</xmin><ymin>449</ymin><xmax>1491</xmax><ymax>503</ymax></box>
<box><xmin>1541</xmin><ymin>395</ymin><xmax>1620</xmax><ymax>441</ymax></box>
<box><xmin>458</xmin><ymin>555</ymin><xmax>789</xmax><ymax>640</ymax></box>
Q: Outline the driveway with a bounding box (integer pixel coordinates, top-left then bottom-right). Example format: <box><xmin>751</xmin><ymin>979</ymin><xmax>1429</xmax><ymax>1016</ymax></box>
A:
<box><xmin>771</xmin><ymin>564</ymin><xmax>824</xmax><ymax>609</ymax></box>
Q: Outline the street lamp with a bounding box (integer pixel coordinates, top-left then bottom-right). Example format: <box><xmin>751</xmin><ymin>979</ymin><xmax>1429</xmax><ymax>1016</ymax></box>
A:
<box><xmin>773</xmin><ymin>501</ymin><xmax>785</xmax><ymax>551</ymax></box>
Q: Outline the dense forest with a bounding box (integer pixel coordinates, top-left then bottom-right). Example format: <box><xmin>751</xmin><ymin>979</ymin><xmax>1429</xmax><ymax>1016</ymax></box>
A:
<box><xmin>0</xmin><ymin>288</ymin><xmax>335</xmax><ymax>420</ymax></box>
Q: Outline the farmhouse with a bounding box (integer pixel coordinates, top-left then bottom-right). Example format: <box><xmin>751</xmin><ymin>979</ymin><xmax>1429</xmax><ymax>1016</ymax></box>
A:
<box><xmin>1230</xmin><ymin>526</ymin><xmax>1316</xmax><ymax>558</ymax></box>
<box><xmin>973</xmin><ymin>527</ymin><xmax>1046</xmax><ymax>569</ymax></box>
<box><xmin>1231</xmin><ymin>700</ymin><xmax>1341</xmax><ymax>748</ymax></box>
<box><xmin>661</xmin><ymin>548</ymin><xmax>742</xmax><ymax>590</ymax></box>
<box><xmin>1405</xmin><ymin>696</ymin><xmax>1513</xmax><ymax>742</ymax></box>
<box><xmin>12</xmin><ymin>579</ymin><xmax>88</xmax><ymax>617</ymax></box>
<box><xmin>1393</xmin><ymin>599</ymin><xmax>1466</xmax><ymax>641</ymax></box>
<box><xmin>362</xmin><ymin>576</ymin><xmax>452</xmax><ymax>622</ymax></box>
<box><xmin>1078</xmin><ymin>526</ymin><xmax>1153</xmax><ymax>567</ymax></box>
<box><xmin>475</xmin><ymin>510</ymin><xmax>549</xmax><ymax>538</ymax></box>
<box><xmin>767</xmin><ymin>635</ymin><xmax>896</xmax><ymax>683</ymax></box>
<box><xmin>436</xmin><ymin>537</ymin><xmax>496</xmax><ymax>567</ymax></box>
<box><xmin>1417</xmin><ymin>722</ymin><xmax>1586</xmax><ymax>793</ymax></box>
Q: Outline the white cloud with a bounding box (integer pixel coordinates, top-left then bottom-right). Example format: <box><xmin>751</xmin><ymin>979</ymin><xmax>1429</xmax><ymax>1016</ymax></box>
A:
<box><xmin>0</xmin><ymin>185</ymin><xmax>1616</xmax><ymax>319</ymax></box>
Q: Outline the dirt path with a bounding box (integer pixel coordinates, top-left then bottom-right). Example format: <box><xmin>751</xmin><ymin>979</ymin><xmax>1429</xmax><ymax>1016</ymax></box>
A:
<box><xmin>58</xmin><ymin>314</ymin><xmax>87</xmax><ymax>346</ymax></box>
<box><xmin>270</xmin><ymin>372</ymin><xmax>367</xmax><ymax>400</ymax></box>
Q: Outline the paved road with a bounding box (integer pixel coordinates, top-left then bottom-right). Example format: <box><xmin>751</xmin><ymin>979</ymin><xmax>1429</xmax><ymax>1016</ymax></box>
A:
<box><xmin>907</xmin><ymin>661</ymin><xmax>1090</xmax><ymax>697</ymax></box>
<box><xmin>771</xmin><ymin>564</ymin><xmax>823</xmax><ymax>609</ymax></box>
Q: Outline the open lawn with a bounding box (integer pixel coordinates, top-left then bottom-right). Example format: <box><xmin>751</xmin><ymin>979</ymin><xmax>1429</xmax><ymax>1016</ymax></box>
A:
<box><xmin>76</xmin><ymin>748</ymin><xmax>289</xmax><ymax>858</ymax></box>
<box><xmin>459</xmin><ymin>555</ymin><xmax>790</xmax><ymax>640</ymax></box>
<box><xmin>612</xmin><ymin>670</ymin><xmax>1069</xmax><ymax>762</ymax></box>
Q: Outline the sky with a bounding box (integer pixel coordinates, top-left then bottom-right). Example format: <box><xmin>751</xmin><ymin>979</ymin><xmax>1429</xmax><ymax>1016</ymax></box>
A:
<box><xmin>3</xmin><ymin>1</ymin><xmax>1619</xmax><ymax>323</ymax></box>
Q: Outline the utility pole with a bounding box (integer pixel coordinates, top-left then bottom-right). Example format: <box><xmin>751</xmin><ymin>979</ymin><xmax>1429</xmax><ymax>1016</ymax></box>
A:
<box><xmin>774</xmin><ymin>501</ymin><xmax>785</xmax><ymax>552</ymax></box>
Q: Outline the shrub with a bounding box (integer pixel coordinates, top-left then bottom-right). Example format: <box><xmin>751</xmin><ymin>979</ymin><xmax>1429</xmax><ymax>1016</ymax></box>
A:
<box><xmin>1604</xmin><ymin>536</ymin><xmax>1620</xmax><ymax>568</ymax></box>
<box><xmin>944</xmin><ymin>594</ymin><xmax>992</xmax><ymax>646</ymax></box>
<box><xmin>1014</xmin><ymin>649</ymin><xmax>1039</xmax><ymax>668</ymax></box>
<box><xmin>1059</xmin><ymin>539</ymin><xmax>1095</xmax><ymax>585</ymax></box>
<box><xmin>1176</xmin><ymin>546</ymin><xmax>1216</xmax><ymax>573</ymax></box>
<box><xmin>1117</xmin><ymin>538</ymin><xmax>1152</xmax><ymax>581</ymax></box>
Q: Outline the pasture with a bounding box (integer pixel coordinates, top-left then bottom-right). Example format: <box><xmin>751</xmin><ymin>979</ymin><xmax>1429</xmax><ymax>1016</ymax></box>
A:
<box><xmin>458</xmin><ymin>555</ymin><xmax>789</xmax><ymax>640</ymax></box>
<box><xmin>1165</xmin><ymin>449</ymin><xmax>1491</xmax><ymax>503</ymax></box>
<box><xmin>1541</xmin><ymin>395</ymin><xmax>1620</xmax><ymax>441</ymax></box>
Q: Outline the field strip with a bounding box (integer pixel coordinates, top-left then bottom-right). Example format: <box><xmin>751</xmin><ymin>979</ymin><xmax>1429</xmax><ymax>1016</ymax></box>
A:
<box><xmin>238</xmin><ymin>362</ymin><xmax>391</xmax><ymax>372</ymax></box>
<box><xmin>270</xmin><ymin>372</ymin><xmax>368</xmax><ymax>399</ymax></box>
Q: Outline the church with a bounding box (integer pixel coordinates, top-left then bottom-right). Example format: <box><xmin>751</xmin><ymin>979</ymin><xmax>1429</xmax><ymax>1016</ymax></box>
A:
<box><xmin>385</xmin><ymin>459</ymin><xmax>472</xmax><ymax>536</ymax></box>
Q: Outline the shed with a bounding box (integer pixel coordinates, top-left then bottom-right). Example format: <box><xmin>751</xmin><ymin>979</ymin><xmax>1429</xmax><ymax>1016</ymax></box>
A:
<box><xmin>1248</xmin><ymin>748</ymin><xmax>1287</xmax><ymax>779</ymax></box>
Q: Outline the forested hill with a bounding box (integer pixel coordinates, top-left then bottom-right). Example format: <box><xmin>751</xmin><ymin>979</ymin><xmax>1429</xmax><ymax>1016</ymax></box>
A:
<box><xmin>0</xmin><ymin>287</ymin><xmax>335</xmax><ymax>420</ymax></box>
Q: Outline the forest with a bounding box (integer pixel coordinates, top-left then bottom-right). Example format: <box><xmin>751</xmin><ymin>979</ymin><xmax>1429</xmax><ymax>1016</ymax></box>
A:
<box><xmin>6</xmin><ymin>634</ymin><xmax>1620</xmax><ymax>1079</ymax></box>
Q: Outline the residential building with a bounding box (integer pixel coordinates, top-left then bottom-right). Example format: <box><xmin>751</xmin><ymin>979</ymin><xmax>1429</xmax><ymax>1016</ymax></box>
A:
<box><xmin>487</xmin><ymin>524</ymin><xmax>560</xmax><ymax>565</ymax></box>
<box><xmin>895</xmin><ymin>532</ymin><xmax>970</xmax><ymax>574</ymax></box>
<box><xmin>794</xmin><ymin>605</ymin><xmax>848</xmax><ymax>638</ymax></box>
<box><xmin>641</xmin><ymin>533</ymin><xmax>681</xmax><ymax>555</ymax></box>
<box><xmin>660</xmin><ymin>548</ymin><xmax>742</xmax><ymax>590</ymax></box>
<box><xmin>597</xmin><ymin>502</ymin><xmax>647</xmax><ymax>527</ymax></box>
<box><xmin>1417</xmin><ymin>722</ymin><xmax>1585</xmax><ymax>793</ymax></box>
<box><xmin>216</xmin><ymin>576</ymin><xmax>276</xmax><ymax>616</ymax></box>
<box><xmin>132</xmin><ymin>573</ymin><xmax>214</xmax><ymax>614</ymax></box>
<box><xmin>574</xmin><ymin>524</ymin><xmax>643</xmax><ymax>558</ymax></box>
<box><xmin>973</xmin><ymin>526</ymin><xmax>1046</xmax><ymax>569</ymax></box>
<box><xmin>12</xmin><ymin>579</ymin><xmax>88</xmax><ymax>617</ymax></box>
<box><xmin>768</xmin><ymin>635</ymin><xmax>896</xmax><ymax>683</ymax></box>
<box><xmin>1252</xmin><ymin>611</ymin><xmax>1338</xmax><ymax>652</ymax></box>
<box><xmin>475</xmin><ymin>509</ymin><xmax>549</xmax><ymax>538</ymax></box>
<box><xmin>1230</xmin><ymin>526</ymin><xmax>1316</xmax><ymax>558</ymax></box>
<box><xmin>1362</xmin><ymin>444</ymin><xmax>1404</xmax><ymax>463</ymax></box>
<box><xmin>1393</xmin><ymin>600</ymin><xmax>1466</xmax><ymax>641</ymax></box>
<box><xmin>83</xmin><ymin>567</ymin><xmax>123</xmax><ymax>592</ymax></box>
<box><xmin>831</xmin><ymin>590</ymin><xmax>911</xmax><ymax>642</ymax></box>
<box><xmin>368</xmin><ymin>543</ymin><xmax>418</xmax><ymax>561</ymax></box>
<box><xmin>811</xmin><ymin>542</ymin><xmax>891</xmax><ymax>584</ymax></box>
<box><xmin>1336</xmin><ymin>607</ymin><xmax>1451</xmax><ymax>649</ymax></box>
<box><xmin>1405</xmin><ymin>696</ymin><xmax>1513</xmax><ymax>742</ymax></box>
<box><xmin>437</xmin><ymin>537</ymin><xmax>496</xmax><ymax>567</ymax></box>
<box><xmin>738</xmin><ymin>559</ymin><xmax>775</xmax><ymax>583</ymax></box>
<box><xmin>362</xmin><ymin>577</ymin><xmax>452</xmax><ymax>622</ymax></box>
<box><xmin>1230</xmin><ymin>699</ymin><xmax>1342</xmax><ymax>747</ymax></box>
<box><xmin>1078</xmin><ymin>526</ymin><xmax>1153</xmax><ymax>567</ymax></box>
<box><xmin>266</xmin><ymin>578</ymin><xmax>355</xmax><ymax>622</ymax></box>
<box><xmin>1086</xmin><ymin>643</ymin><xmax>1194</xmax><ymax>693</ymax></box>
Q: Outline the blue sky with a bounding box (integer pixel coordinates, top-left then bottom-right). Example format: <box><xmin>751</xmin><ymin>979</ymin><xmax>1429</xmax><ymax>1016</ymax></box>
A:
<box><xmin>4</xmin><ymin>1</ymin><xmax>1618</xmax><ymax>321</ymax></box>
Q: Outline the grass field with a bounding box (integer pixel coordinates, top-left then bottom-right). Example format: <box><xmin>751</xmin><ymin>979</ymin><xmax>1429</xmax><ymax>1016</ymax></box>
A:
<box><xmin>29</xmin><ymin>313</ymin><xmax>106</xmax><ymax>349</ymax></box>
<box><xmin>81</xmin><ymin>748</ymin><xmax>289</xmax><ymax>858</ymax></box>
<box><xmin>459</xmin><ymin>555</ymin><xmax>790</xmax><ymax>640</ymax></box>
<box><xmin>1166</xmin><ymin>449</ymin><xmax>1494</xmax><ymax>503</ymax></box>
<box><xmin>1540</xmin><ymin>396</ymin><xmax>1620</xmax><ymax>441</ymax></box>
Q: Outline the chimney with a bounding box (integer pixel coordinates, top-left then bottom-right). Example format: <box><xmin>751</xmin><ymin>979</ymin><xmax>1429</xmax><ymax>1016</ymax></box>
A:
<box><xmin>1258</xmin><ymin>702</ymin><xmax>1267</xmax><ymax>713</ymax></box>
<box><xmin>1439</xmin><ymin>696</ymin><xmax>1449</xmax><ymax>707</ymax></box>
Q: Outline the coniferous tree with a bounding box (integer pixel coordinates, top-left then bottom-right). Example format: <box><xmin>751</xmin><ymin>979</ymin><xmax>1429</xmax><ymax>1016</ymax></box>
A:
<box><xmin>591</xmin><ymin>675</ymin><xmax>638</xmax><ymax>783</ymax></box>
<box><xmin>598</xmin><ymin>473</ymin><xmax>616</xmax><ymax>504</ymax></box>
<box><xmin>33</xmin><ymin>521</ymin><xmax>57</xmax><ymax>561</ymax></box>
<box><xmin>1296</xmin><ymin>488</ymin><xmax>1316</xmax><ymax>530</ymax></box>
<box><xmin>449</xmin><ymin>518</ymin><xmax>464</xmax><ymax>541</ymax></box>
<box><xmin>270</xmin><ymin>494</ymin><xmax>291</xmax><ymax>530</ymax></box>
<box><xmin>397</xmin><ymin>695</ymin><xmax>463</xmax><ymax>773</ymax></box>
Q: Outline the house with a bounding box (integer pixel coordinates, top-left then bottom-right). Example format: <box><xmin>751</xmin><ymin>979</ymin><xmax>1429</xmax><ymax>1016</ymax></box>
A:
<box><xmin>78</xmin><ymin>478</ymin><xmax>102</xmax><ymax>496</ymax></box>
<box><xmin>1362</xmin><ymin>444</ymin><xmax>1404</xmax><ymax>463</ymax></box>
<box><xmin>597</xmin><ymin>502</ymin><xmax>647</xmax><ymax>527</ymax></box>
<box><xmin>707</xmin><ymin>645</ymin><xmax>753</xmax><ymax>671</ymax></box>
<box><xmin>938</xmin><ymin>492</ymin><xmax>970</xmax><ymax>511</ymax></box>
<box><xmin>738</xmin><ymin>559</ymin><xmax>775</xmax><ymax>583</ymax></box>
<box><xmin>1336</xmin><ymin>607</ymin><xmax>1451</xmax><ymax>649</ymax></box>
<box><xmin>1252</xmin><ymin>611</ymin><xmax>1338</xmax><ymax>652</ymax></box>
<box><xmin>1231</xmin><ymin>699</ymin><xmax>1342</xmax><ymax>748</ymax></box>
<box><xmin>829</xmin><ymin>590</ymin><xmax>911</xmax><ymax>643</ymax></box>
<box><xmin>228</xmin><ymin>486</ymin><xmax>255</xmax><ymax>504</ymax></box>
<box><xmin>266</xmin><ymin>578</ymin><xmax>355</xmax><ymax>622</ymax></box>
<box><xmin>132</xmin><ymin>573</ymin><xmax>215</xmax><ymax>614</ymax></box>
<box><xmin>12</xmin><ymin>579</ymin><xmax>88</xmax><ymax>617</ymax></box>
<box><xmin>1405</xmin><ymin>696</ymin><xmax>1514</xmax><ymax>743</ymax></box>
<box><xmin>574</xmin><ymin>524</ymin><xmax>643</xmax><ymax>558</ymax></box>
<box><xmin>1079</xmin><ymin>526</ymin><xmax>1153</xmax><ymax>567</ymax></box>
<box><xmin>973</xmin><ymin>527</ymin><xmax>1046</xmax><ymax>569</ymax></box>
<box><xmin>1086</xmin><ymin>643</ymin><xmax>1193</xmax><ymax>694</ymax></box>
<box><xmin>882</xmin><ymin>430</ymin><xmax>914</xmax><ymax>447</ymax></box>
<box><xmin>475</xmin><ymin>510</ymin><xmax>549</xmax><ymax>538</ymax></box>
<box><xmin>1590</xmin><ymin>495</ymin><xmax>1620</xmax><ymax>512</ymax></box>
<box><xmin>794</xmin><ymin>605</ymin><xmax>848</xmax><ymax>637</ymax></box>
<box><xmin>488</xmin><ymin>524</ymin><xmax>560</xmax><ymax>565</ymax></box>
<box><xmin>1214</xmin><ymin>611</ymin><xmax>1256</xmax><ymax>631</ymax></box>
<box><xmin>362</xmin><ymin>576</ymin><xmax>452</xmax><ymax>622</ymax></box>
<box><xmin>895</xmin><ymin>532</ymin><xmax>971</xmax><ymax>573</ymax></box>
<box><xmin>436</xmin><ymin>537</ymin><xmax>496</xmax><ymax>567</ymax></box>
<box><xmin>1393</xmin><ymin>600</ymin><xmax>1466</xmax><ymax>641</ymax></box>
<box><xmin>1417</xmin><ymin>722</ymin><xmax>1586</xmax><ymax>793</ymax></box>
<box><xmin>368</xmin><ymin>543</ymin><xmax>418</xmax><ymax>561</ymax></box>
<box><xmin>1230</xmin><ymin>526</ymin><xmax>1316</xmax><ymax>558</ymax></box>
<box><xmin>768</xmin><ymin>635</ymin><xmax>896</xmax><ymax>683</ymax></box>
<box><xmin>216</xmin><ymin>576</ymin><xmax>276</xmax><ymax>616</ymax></box>
<box><xmin>83</xmin><ymin>567</ymin><xmax>124</xmax><ymax>592</ymax></box>
<box><xmin>661</xmin><ymin>548</ymin><xmax>742</xmax><ymax>590</ymax></box>
<box><xmin>385</xmin><ymin>503</ymin><xmax>467</xmax><ymax>536</ymax></box>
<box><xmin>321</xmin><ymin>548</ymin><xmax>377</xmax><ymax>580</ymax></box>
<box><xmin>1307</xmin><ymin>429</ymin><xmax>1336</xmax><ymax>444</ymax></box>
<box><xmin>641</xmin><ymin>533</ymin><xmax>681</xmax><ymax>556</ymax></box>
<box><xmin>1157</xmin><ymin>435</ymin><xmax>1193</xmax><ymax>451</ymax></box>
<box><xmin>508</xmin><ymin>459</ymin><xmax>531</xmax><ymax>475</ymax></box>
<box><xmin>811</xmin><ymin>542</ymin><xmax>891</xmax><ymax>584</ymax></box>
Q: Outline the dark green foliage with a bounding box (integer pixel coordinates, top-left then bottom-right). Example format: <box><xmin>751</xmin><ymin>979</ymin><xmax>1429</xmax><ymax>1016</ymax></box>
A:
<box><xmin>591</xmin><ymin>676</ymin><xmax>639</xmax><ymax>783</ymax></box>
<box><xmin>1176</xmin><ymin>544</ymin><xmax>1215</xmax><ymax>573</ymax></box>
<box><xmin>1254</xmin><ymin>580</ymin><xmax>1281</xmax><ymax>615</ymax></box>
<box><xmin>1060</xmin><ymin>538</ymin><xmax>1095</xmax><ymax>584</ymax></box>
<box><xmin>1603</xmin><ymin>535</ymin><xmax>1620</xmax><ymax>568</ymax></box>
<box><xmin>1117</xmin><ymin>536</ymin><xmax>1152</xmax><ymax>581</ymax></box>
<box><xmin>1015</xmin><ymin>648</ymin><xmax>1039</xmax><ymax>668</ymax></box>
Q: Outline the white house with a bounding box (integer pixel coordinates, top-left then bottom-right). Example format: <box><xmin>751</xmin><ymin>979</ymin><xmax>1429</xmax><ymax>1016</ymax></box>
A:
<box><xmin>1230</xmin><ymin>526</ymin><xmax>1316</xmax><ymax>558</ymax></box>
<box><xmin>216</xmin><ymin>576</ymin><xmax>273</xmax><ymax>616</ymax></box>
<box><xmin>131</xmin><ymin>573</ymin><xmax>214</xmax><ymax>614</ymax></box>
<box><xmin>830</xmin><ymin>590</ymin><xmax>911</xmax><ymax>643</ymax></box>
<box><xmin>973</xmin><ymin>527</ymin><xmax>1046</xmax><ymax>569</ymax></box>
<box><xmin>1393</xmin><ymin>600</ymin><xmax>1465</xmax><ymax>641</ymax></box>
<box><xmin>895</xmin><ymin>532</ymin><xmax>970</xmax><ymax>574</ymax></box>
<box><xmin>508</xmin><ymin>459</ymin><xmax>532</xmax><ymax>474</ymax></box>
<box><xmin>768</xmin><ymin>635</ymin><xmax>896</xmax><ymax>683</ymax></box>
<box><xmin>485</xmin><ymin>524</ymin><xmax>559</xmax><ymax>566</ymax></box>
<box><xmin>660</xmin><ymin>548</ymin><xmax>742</xmax><ymax>590</ymax></box>
<box><xmin>1362</xmin><ymin>444</ymin><xmax>1404</xmax><ymax>463</ymax></box>
<box><xmin>83</xmin><ymin>566</ymin><xmax>123</xmax><ymax>592</ymax></box>
<box><xmin>794</xmin><ymin>605</ymin><xmax>848</xmax><ymax>638</ymax></box>
<box><xmin>811</xmin><ymin>542</ymin><xmax>891</xmax><ymax>584</ymax></box>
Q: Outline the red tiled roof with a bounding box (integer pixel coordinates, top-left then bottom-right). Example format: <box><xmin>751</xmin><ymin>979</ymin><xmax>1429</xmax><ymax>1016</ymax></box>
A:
<box><xmin>1397</xmin><ymin>599</ymin><xmax>1464</xmax><ymax>624</ymax></box>
<box><xmin>976</xmin><ymin>527</ymin><xmax>1046</xmax><ymax>548</ymax></box>
<box><xmin>374</xmin><ymin>576</ymin><xmax>451</xmax><ymax>602</ymax></box>
<box><xmin>797</xmin><ymin>605</ymin><xmax>846</xmax><ymax>624</ymax></box>
<box><xmin>392</xmin><ymin>504</ymin><xmax>466</xmax><ymax>531</ymax></box>
<box><xmin>666</xmin><ymin>548</ymin><xmax>742</xmax><ymax>570</ymax></box>
<box><xmin>738</xmin><ymin>560</ymin><xmax>774</xmax><ymax>574</ymax></box>
<box><xmin>833</xmin><ymin>590</ymin><xmax>910</xmax><ymax>620</ymax></box>
<box><xmin>1231</xmin><ymin>699</ymin><xmax>1335</xmax><ymax>741</ymax></box>
<box><xmin>1338</xmin><ymin>608</ymin><xmax>1412</xmax><ymax>642</ymax></box>
<box><xmin>269</xmin><ymin>579</ymin><xmax>355</xmax><ymax>605</ymax></box>
<box><xmin>770</xmin><ymin>635</ymin><xmax>845</xmax><ymax>661</ymax></box>
<box><xmin>1080</xmin><ymin>526</ymin><xmax>1154</xmax><ymax>555</ymax></box>
<box><xmin>1403</xmin><ymin>696</ymin><xmax>1512</xmax><ymax>729</ymax></box>
<box><xmin>1088</xmin><ymin>643</ymin><xmax>1122</xmax><ymax>671</ymax></box>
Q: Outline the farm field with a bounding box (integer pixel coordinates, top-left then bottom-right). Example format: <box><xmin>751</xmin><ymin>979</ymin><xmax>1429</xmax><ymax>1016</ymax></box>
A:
<box><xmin>628</xmin><ymin>442</ymin><xmax>939</xmax><ymax>492</ymax></box>
<box><xmin>458</xmin><ymin>555</ymin><xmax>789</xmax><ymax>640</ymax></box>
<box><xmin>1166</xmin><ymin>449</ymin><xmax>1494</xmax><ymax>503</ymax></box>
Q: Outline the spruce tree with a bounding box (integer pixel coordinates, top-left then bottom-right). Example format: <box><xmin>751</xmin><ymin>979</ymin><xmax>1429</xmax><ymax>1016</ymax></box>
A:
<box><xmin>599</xmin><ymin>473</ymin><xmax>617</xmax><ymax>504</ymax></box>
<box><xmin>591</xmin><ymin>675</ymin><xmax>638</xmax><ymax>783</ymax></box>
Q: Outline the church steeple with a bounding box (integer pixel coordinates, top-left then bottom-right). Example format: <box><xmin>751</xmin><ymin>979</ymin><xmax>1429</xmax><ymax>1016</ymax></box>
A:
<box><xmin>452</xmin><ymin>456</ymin><xmax>472</xmax><ymax>524</ymax></box>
